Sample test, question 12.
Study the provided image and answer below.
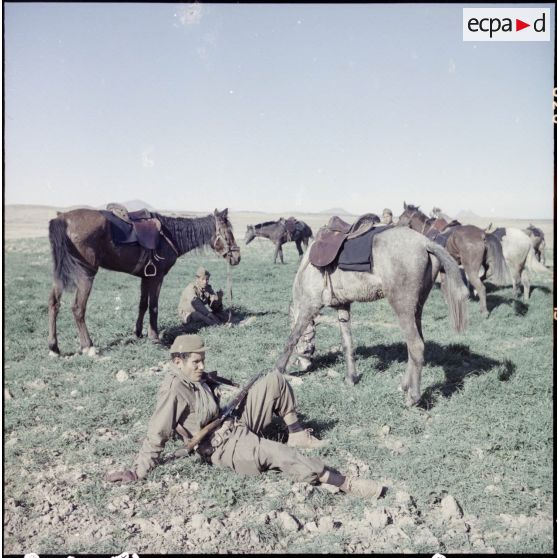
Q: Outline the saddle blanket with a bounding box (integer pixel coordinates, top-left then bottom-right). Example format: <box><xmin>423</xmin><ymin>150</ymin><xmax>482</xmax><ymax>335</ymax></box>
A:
<box><xmin>337</xmin><ymin>226</ymin><xmax>389</xmax><ymax>272</ymax></box>
<box><xmin>426</xmin><ymin>228</ymin><xmax>451</xmax><ymax>248</ymax></box>
<box><xmin>101</xmin><ymin>210</ymin><xmax>144</xmax><ymax>246</ymax></box>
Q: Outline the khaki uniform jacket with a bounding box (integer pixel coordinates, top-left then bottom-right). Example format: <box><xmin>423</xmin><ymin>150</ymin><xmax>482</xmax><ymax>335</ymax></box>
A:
<box><xmin>132</xmin><ymin>364</ymin><xmax>219</xmax><ymax>479</ymax></box>
<box><xmin>178</xmin><ymin>281</ymin><xmax>219</xmax><ymax>320</ymax></box>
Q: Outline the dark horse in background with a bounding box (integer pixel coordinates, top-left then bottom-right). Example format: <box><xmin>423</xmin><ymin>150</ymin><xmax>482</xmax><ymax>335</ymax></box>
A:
<box><xmin>245</xmin><ymin>218</ymin><xmax>313</xmax><ymax>263</ymax></box>
<box><xmin>48</xmin><ymin>208</ymin><xmax>240</xmax><ymax>355</ymax></box>
<box><xmin>397</xmin><ymin>203</ymin><xmax>508</xmax><ymax>317</ymax></box>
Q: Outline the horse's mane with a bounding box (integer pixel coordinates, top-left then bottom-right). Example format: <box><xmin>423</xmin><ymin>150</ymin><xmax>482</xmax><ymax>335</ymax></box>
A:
<box><xmin>156</xmin><ymin>213</ymin><xmax>215</xmax><ymax>255</ymax></box>
<box><xmin>255</xmin><ymin>220</ymin><xmax>279</xmax><ymax>229</ymax></box>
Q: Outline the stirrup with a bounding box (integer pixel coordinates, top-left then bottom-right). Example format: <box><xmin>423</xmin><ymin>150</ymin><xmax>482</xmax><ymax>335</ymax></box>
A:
<box><xmin>144</xmin><ymin>260</ymin><xmax>157</xmax><ymax>277</ymax></box>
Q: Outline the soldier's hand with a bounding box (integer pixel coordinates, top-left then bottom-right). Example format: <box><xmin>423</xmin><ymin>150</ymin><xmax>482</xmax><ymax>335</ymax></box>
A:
<box><xmin>104</xmin><ymin>470</ymin><xmax>138</xmax><ymax>483</ymax></box>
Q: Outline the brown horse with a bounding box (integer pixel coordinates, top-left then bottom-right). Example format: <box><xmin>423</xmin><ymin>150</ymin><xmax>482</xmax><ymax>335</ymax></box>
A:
<box><xmin>48</xmin><ymin>208</ymin><xmax>240</xmax><ymax>355</ymax></box>
<box><xmin>397</xmin><ymin>203</ymin><xmax>508</xmax><ymax>317</ymax></box>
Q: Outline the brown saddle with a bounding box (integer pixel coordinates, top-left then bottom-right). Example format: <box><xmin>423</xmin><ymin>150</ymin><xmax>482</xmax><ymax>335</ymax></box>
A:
<box><xmin>309</xmin><ymin>215</ymin><xmax>379</xmax><ymax>268</ymax></box>
<box><xmin>106</xmin><ymin>203</ymin><xmax>161</xmax><ymax>250</ymax></box>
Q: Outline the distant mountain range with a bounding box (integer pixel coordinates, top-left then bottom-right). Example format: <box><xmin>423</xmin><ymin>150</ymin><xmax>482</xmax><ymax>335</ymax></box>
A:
<box><xmin>455</xmin><ymin>209</ymin><xmax>481</xmax><ymax>221</ymax></box>
<box><xmin>318</xmin><ymin>207</ymin><xmax>354</xmax><ymax>215</ymax></box>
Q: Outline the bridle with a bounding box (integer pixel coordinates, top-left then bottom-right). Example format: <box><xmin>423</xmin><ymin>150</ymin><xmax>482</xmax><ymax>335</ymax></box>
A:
<box><xmin>403</xmin><ymin>208</ymin><xmax>430</xmax><ymax>234</ymax></box>
<box><xmin>213</xmin><ymin>215</ymin><xmax>240</xmax><ymax>260</ymax></box>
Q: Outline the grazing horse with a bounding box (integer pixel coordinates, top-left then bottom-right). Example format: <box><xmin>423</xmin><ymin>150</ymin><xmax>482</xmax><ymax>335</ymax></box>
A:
<box><xmin>245</xmin><ymin>218</ymin><xmax>313</xmax><ymax>264</ymax></box>
<box><xmin>523</xmin><ymin>224</ymin><xmax>547</xmax><ymax>265</ymax></box>
<box><xmin>48</xmin><ymin>208</ymin><xmax>240</xmax><ymax>355</ymax></box>
<box><xmin>487</xmin><ymin>227</ymin><xmax>549</xmax><ymax>301</ymax></box>
<box><xmin>397</xmin><ymin>203</ymin><xmax>508</xmax><ymax>317</ymax></box>
<box><xmin>274</xmin><ymin>226</ymin><xmax>469</xmax><ymax>406</ymax></box>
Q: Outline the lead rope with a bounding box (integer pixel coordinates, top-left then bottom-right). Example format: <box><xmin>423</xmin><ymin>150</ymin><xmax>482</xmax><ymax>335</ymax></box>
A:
<box><xmin>227</xmin><ymin>261</ymin><xmax>233</xmax><ymax>324</ymax></box>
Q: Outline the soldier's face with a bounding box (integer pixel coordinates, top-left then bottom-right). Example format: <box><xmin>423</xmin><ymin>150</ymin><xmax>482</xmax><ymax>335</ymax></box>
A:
<box><xmin>197</xmin><ymin>276</ymin><xmax>209</xmax><ymax>288</ymax></box>
<box><xmin>177</xmin><ymin>352</ymin><xmax>205</xmax><ymax>382</ymax></box>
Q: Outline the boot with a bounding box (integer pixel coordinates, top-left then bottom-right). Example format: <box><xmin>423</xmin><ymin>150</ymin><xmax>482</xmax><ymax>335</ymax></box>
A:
<box><xmin>287</xmin><ymin>428</ymin><xmax>328</xmax><ymax>449</ymax></box>
<box><xmin>340</xmin><ymin>477</ymin><xmax>385</xmax><ymax>499</ymax></box>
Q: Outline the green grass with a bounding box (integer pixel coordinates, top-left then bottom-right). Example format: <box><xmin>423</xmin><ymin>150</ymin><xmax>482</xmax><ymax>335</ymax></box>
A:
<box><xmin>3</xmin><ymin>237</ymin><xmax>554</xmax><ymax>553</ymax></box>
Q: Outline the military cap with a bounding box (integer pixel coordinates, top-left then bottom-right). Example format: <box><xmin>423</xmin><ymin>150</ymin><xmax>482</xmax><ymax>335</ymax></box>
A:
<box><xmin>382</xmin><ymin>208</ymin><xmax>393</xmax><ymax>215</ymax></box>
<box><xmin>196</xmin><ymin>266</ymin><xmax>210</xmax><ymax>278</ymax></box>
<box><xmin>170</xmin><ymin>334</ymin><xmax>206</xmax><ymax>354</ymax></box>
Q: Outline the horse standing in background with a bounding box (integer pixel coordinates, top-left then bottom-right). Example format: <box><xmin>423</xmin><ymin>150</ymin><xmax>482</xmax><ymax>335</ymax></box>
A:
<box><xmin>48</xmin><ymin>208</ymin><xmax>240</xmax><ymax>355</ymax></box>
<box><xmin>245</xmin><ymin>218</ymin><xmax>313</xmax><ymax>264</ymax></box>
<box><xmin>487</xmin><ymin>226</ymin><xmax>549</xmax><ymax>302</ymax></box>
<box><xmin>397</xmin><ymin>203</ymin><xmax>508</xmax><ymax>317</ymax></box>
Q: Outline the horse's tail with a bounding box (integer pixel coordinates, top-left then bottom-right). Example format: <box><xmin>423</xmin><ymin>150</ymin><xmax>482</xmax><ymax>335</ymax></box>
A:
<box><xmin>426</xmin><ymin>242</ymin><xmax>469</xmax><ymax>333</ymax></box>
<box><xmin>484</xmin><ymin>233</ymin><xmax>509</xmax><ymax>285</ymax></box>
<box><xmin>305</xmin><ymin>224</ymin><xmax>313</xmax><ymax>239</ymax></box>
<box><xmin>525</xmin><ymin>244</ymin><xmax>549</xmax><ymax>275</ymax></box>
<box><xmin>48</xmin><ymin>217</ymin><xmax>89</xmax><ymax>291</ymax></box>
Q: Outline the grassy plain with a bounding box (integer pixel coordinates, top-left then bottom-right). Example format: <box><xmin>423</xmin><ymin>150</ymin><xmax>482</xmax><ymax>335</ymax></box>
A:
<box><xmin>3</xmin><ymin>206</ymin><xmax>555</xmax><ymax>554</ymax></box>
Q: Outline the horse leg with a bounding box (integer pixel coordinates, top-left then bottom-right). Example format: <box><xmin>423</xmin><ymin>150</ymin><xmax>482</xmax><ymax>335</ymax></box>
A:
<box><xmin>48</xmin><ymin>281</ymin><xmax>63</xmax><ymax>355</ymax></box>
<box><xmin>521</xmin><ymin>268</ymin><xmax>531</xmax><ymax>302</ymax></box>
<box><xmin>464</xmin><ymin>265</ymin><xmax>488</xmax><ymax>317</ymax></box>
<box><xmin>273</xmin><ymin>243</ymin><xmax>280</xmax><ymax>264</ymax></box>
<box><xmin>278</xmin><ymin>244</ymin><xmax>285</xmax><ymax>264</ymax></box>
<box><xmin>394</xmin><ymin>306</ymin><xmax>425</xmax><ymax>406</ymax></box>
<box><xmin>337</xmin><ymin>304</ymin><xmax>358</xmax><ymax>385</ymax></box>
<box><xmin>135</xmin><ymin>278</ymin><xmax>149</xmax><ymax>337</ymax></box>
<box><xmin>147</xmin><ymin>277</ymin><xmax>164</xmax><ymax>342</ymax></box>
<box><xmin>72</xmin><ymin>275</ymin><xmax>96</xmax><ymax>355</ymax></box>
<box><xmin>510</xmin><ymin>268</ymin><xmax>520</xmax><ymax>298</ymax></box>
<box><xmin>295</xmin><ymin>239</ymin><xmax>303</xmax><ymax>258</ymax></box>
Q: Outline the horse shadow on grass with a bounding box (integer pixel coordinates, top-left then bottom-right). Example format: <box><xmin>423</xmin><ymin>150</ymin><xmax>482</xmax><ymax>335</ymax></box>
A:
<box><xmin>310</xmin><ymin>341</ymin><xmax>515</xmax><ymax>410</ymax></box>
<box><xmin>159</xmin><ymin>306</ymin><xmax>284</xmax><ymax>348</ymax></box>
<box><xmin>260</xmin><ymin>414</ymin><xmax>338</xmax><ymax>444</ymax></box>
<box><xmin>486</xmin><ymin>294</ymin><xmax>529</xmax><ymax>316</ymax></box>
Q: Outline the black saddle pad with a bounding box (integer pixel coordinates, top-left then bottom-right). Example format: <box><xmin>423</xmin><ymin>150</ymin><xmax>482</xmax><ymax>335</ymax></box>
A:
<box><xmin>426</xmin><ymin>228</ymin><xmax>451</xmax><ymax>248</ymax></box>
<box><xmin>338</xmin><ymin>226</ymin><xmax>389</xmax><ymax>272</ymax></box>
<box><xmin>101</xmin><ymin>210</ymin><xmax>139</xmax><ymax>245</ymax></box>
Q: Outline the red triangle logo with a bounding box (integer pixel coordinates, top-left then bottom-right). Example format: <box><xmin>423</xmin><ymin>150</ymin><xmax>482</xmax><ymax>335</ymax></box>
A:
<box><xmin>516</xmin><ymin>19</ymin><xmax>530</xmax><ymax>31</ymax></box>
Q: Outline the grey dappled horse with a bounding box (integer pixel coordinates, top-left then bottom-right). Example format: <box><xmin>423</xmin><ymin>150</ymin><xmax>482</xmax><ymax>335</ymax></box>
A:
<box><xmin>275</xmin><ymin>226</ymin><xmax>469</xmax><ymax>406</ymax></box>
<box><xmin>487</xmin><ymin>227</ymin><xmax>549</xmax><ymax>302</ymax></box>
<box><xmin>245</xmin><ymin>219</ymin><xmax>313</xmax><ymax>264</ymax></box>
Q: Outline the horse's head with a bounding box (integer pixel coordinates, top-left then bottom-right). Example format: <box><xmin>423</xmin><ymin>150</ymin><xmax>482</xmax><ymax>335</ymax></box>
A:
<box><xmin>212</xmin><ymin>208</ymin><xmax>240</xmax><ymax>266</ymax></box>
<box><xmin>397</xmin><ymin>202</ymin><xmax>423</xmax><ymax>228</ymax></box>
<box><xmin>245</xmin><ymin>225</ymin><xmax>256</xmax><ymax>245</ymax></box>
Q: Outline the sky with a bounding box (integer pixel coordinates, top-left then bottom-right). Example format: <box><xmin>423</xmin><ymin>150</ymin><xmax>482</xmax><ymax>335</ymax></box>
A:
<box><xmin>4</xmin><ymin>2</ymin><xmax>556</xmax><ymax>218</ymax></box>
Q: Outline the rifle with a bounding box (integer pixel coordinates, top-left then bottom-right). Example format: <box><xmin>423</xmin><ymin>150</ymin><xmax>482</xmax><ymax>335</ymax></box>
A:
<box><xmin>202</xmin><ymin>370</ymin><xmax>239</xmax><ymax>388</ymax></box>
<box><xmin>185</xmin><ymin>370</ymin><xmax>266</xmax><ymax>452</ymax></box>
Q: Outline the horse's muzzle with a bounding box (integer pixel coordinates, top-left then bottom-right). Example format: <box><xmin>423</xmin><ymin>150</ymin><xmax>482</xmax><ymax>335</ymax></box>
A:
<box><xmin>227</xmin><ymin>249</ymin><xmax>241</xmax><ymax>266</ymax></box>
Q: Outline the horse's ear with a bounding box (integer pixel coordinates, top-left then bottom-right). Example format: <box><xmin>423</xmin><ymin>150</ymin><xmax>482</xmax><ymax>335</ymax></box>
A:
<box><xmin>221</xmin><ymin>208</ymin><xmax>229</xmax><ymax>218</ymax></box>
<box><xmin>403</xmin><ymin>201</ymin><xmax>407</xmax><ymax>209</ymax></box>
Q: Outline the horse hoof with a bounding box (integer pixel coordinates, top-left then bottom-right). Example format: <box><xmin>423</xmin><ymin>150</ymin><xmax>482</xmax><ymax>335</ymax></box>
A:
<box><xmin>48</xmin><ymin>350</ymin><xmax>60</xmax><ymax>358</ymax></box>
<box><xmin>405</xmin><ymin>394</ymin><xmax>420</xmax><ymax>407</ymax></box>
<box><xmin>297</xmin><ymin>357</ymin><xmax>312</xmax><ymax>372</ymax></box>
<box><xmin>345</xmin><ymin>376</ymin><xmax>358</xmax><ymax>387</ymax></box>
<box><xmin>82</xmin><ymin>346</ymin><xmax>98</xmax><ymax>357</ymax></box>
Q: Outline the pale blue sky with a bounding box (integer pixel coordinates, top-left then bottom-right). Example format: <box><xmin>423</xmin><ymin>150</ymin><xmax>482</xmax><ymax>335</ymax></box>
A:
<box><xmin>4</xmin><ymin>3</ymin><xmax>555</xmax><ymax>218</ymax></box>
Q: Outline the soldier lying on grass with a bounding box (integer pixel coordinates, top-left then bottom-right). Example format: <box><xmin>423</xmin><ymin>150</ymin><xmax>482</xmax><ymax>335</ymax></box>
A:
<box><xmin>106</xmin><ymin>334</ymin><xmax>386</xmax><ymax>499</ymax></box>
<box><xmin>178</xmin><ymin>267</ymin><xmax>227</xmax><ymax>326</ymax></box>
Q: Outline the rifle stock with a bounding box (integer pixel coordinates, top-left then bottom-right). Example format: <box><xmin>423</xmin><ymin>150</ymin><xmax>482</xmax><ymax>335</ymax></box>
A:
<box><xmin>186</xmin><ymin>417</ymin><xmax>224</xmax><ymax>452</ymax></box>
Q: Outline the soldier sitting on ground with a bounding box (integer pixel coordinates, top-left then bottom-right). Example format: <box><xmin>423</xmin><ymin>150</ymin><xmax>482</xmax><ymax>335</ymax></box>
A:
<box><xmin>106</xmin><ymin>334</ymin><xmax>386</xmax><ymax>499</ymax></box>
<box><xmin>178</xmin><ymin>267</ymin><xmax>227</xmax><ymax>327</ymax></box>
